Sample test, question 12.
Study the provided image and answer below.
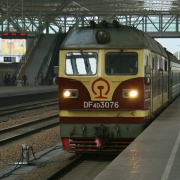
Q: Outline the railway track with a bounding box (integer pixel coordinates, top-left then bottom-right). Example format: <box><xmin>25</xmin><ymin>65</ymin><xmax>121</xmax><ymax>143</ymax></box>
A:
<box><xmin>46</xmin><ymin>154</ymin><xmax>117</xmax><ymax>180</ymax></box>
<box><xmin>0</xmin><ymin>98</ymin><xmax>58</xmax><ymax>119</ymax></box>
<box><xmin>0</xmin><ymin>114</ymin><xmax>59</xmax><ymax>146</ymax></box>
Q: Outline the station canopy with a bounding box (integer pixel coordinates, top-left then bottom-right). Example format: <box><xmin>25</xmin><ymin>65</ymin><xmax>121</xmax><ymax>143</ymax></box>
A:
<box><xmin>0</xmin><ymin>0</ymin><xmax>180</xmax><ymax>36</ymax></box>
<box><xmin>0</xmin><ymin>0</ymin><xmax>179</xmax><ymax>15</ymax></box>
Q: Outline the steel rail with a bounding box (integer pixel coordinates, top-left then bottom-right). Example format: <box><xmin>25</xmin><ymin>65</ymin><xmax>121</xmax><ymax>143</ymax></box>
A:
<box><xmin>0</xmin><ymin>115</ymin><xmax>59</xmax><ymax>146</ymax></box>
<box><xmin>45</xmin><ymin>154</ymin><xmax>117</xmax><ymax>180</ymax></box>
<box><xmin>0</xmin><ymin>99</ymin><xmax>58</xmax><ymax>118</ymax></box>
<box><xmin>0</xmin><ymin>114</ymin><xmax>59</xmax><ymax>135</ymax></box>
<box><xmin>46</xmin><ymin>155</ymin><xmax>84</xmax><ymax>180</ymax></box>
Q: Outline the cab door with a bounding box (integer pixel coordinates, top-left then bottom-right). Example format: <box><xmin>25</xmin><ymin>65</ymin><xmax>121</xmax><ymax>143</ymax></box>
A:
<box><xmin>158</xmin><ymin>58</ymin><xmax>163</xmax><ymax>105</ymax></box>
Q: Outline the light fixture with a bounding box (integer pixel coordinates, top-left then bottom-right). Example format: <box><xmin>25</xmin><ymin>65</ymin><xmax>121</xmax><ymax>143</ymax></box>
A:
<box><xmin>63</xmin><ymin>89</ymin><xmax>79</xmax><ymax>98</ymax></box>
<box><xmin>96</xmin><ymin>30</ymin><xmax>110</xmax><ymax>44</ymax></box>
<box><xmin>123</xmin><ymin>89</ymin><xmax>138</xmax><ymax>98</ymax></box>
<box><xmin>129</xmin><ymin>90</ymin><xmax>138</xmax><ymax>98</ymax></box>
<box><xmin>64</xmin><ymin>90</ymin><xmax>71</xmax><ymax>97</ymax></box>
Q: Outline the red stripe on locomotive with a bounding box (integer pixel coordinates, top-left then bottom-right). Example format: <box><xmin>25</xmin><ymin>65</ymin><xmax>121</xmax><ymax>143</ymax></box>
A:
<box><xmin>59</xmin><ymin>77</ymin><xmax>149</xmax><ymax>110</ymax></box>
<box><xmin>60</xmin><ymin>116</ymin><xmax>150</xmax><ymax>124</ymax></box>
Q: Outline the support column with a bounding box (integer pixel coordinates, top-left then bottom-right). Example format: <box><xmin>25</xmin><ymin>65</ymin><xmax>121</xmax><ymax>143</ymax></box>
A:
<box><xmin>76</xmin><ymin>11</ymin><xmax>79</xmax><ymax>29</ymax></box>
<box><xmin>65</xmin><ymin>15</ymin><xmax>66</xmax><ymax>32</ymax></box>
<box><xmin>176</xmin><ymin>12</ymin><xmax>179</xmax><ymax>32</ymax></box>
<box><xmin>7</xmin><ymin>0</ymin><xmax>9</xmax><ymax>32</ymax></box>
<box><xmin>159</xmin><ymin>13</ymin><xmax>162</xmax><ymax>32</ymax></box>
<box><xmin>129</xmin><ymin>15</ymin><xmax>131</xmax><ymax>26</ymax></box>
<box><xmin>46</xmin><ymin>16</ymin><xmax>49</xmax><ymax>34</ymax></box>
<box><xmin>145</xmin><ymin>15</ymin><xmax>147</xmax><ymax>32</ymax></box>
<box><xmin>39</xmin><ymin>10</ymin><xmax>42</xmax><ymax>33</ymax></box>
<box><xmin>142</xmin><ymin>15</ymin><xmax>144</xmax><ymax>31</ymax></box>
<box><xmin>82</xmin><ymin>15</ymin><xmax>84</xmax><ymax>27</ymax></box>
<box><xmin>32</xmin><ymin>17</ymin><xmax>33</xmax><ymax>32</ymax></box>
<box><xmin>126</xmin><ymin>14</ymin><xmax>128</xmax><ymax>25</ymax></box>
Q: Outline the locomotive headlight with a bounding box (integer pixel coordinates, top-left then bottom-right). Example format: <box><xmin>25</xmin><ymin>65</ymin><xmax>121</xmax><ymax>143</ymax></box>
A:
<box><xmin>64</xmin><ymin>90</ymin><xmax>71</xmax><ymax>97</ymax></box>
<box><xmin>123</xmin><ymin>89</ymin><xmax>138</xmax><ymax>98</ymax></box>
<box><xmin>63</xmin><ymin>89</ymin><xmax>79</xmax><ymax>98</ymax></box>
<box><xmin>129</xmin><ymin>90</ymin><xmax>138</xmax><ymax>98</ymax></box>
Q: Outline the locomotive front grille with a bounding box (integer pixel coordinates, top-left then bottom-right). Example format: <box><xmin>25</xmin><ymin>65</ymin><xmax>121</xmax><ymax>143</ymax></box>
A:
<box><xmin>69</xmin><ymin>138</ymin><xmax>134</xmax><ymax>153</ymax></box>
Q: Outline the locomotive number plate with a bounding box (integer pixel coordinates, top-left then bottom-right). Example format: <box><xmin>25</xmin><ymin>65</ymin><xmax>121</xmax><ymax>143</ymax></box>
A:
<box><xmin>84</xmin><ymin>101</ymin><xmax>119</xmax><ymax>108</ymax></box>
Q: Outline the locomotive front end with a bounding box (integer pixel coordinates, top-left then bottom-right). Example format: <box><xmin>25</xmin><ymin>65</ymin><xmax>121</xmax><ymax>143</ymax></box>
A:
<box><xmin>59</xmin><ymin>22</ymin><xmax>151</xmax><ymax>153</ymax></box>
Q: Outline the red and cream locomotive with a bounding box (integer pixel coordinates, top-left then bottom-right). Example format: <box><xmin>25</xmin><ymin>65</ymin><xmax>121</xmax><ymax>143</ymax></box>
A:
<box><xmin>58</xmin><ymin>20</ymin><xmax>180</xmax><ymax>153</ymax></box>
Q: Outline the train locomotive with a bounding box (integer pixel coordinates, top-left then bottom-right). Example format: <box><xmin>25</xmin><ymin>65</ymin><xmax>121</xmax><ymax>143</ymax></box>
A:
<box><xmin>58</xmin><ymin>20</ymin><xmax>180</xmax><ymax>153</ymax></box>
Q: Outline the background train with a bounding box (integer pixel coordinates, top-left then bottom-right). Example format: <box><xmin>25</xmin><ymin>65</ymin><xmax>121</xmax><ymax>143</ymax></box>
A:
<box><xmin>58</xmin><ymin>20</ymin><xmax>180</xmax><ymax>153</ymax></box>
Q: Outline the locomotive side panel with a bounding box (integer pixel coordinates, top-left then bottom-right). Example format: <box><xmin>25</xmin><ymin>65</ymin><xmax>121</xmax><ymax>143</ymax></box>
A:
<box><xmin>167</xmin><ymin>52</ymin><xmax>180</xmax><ymax>102</ymax></box>
<box><xmin>151</xmin><ymin>53</ymin><xmax>168</xmax><ymax>114</ymax></box>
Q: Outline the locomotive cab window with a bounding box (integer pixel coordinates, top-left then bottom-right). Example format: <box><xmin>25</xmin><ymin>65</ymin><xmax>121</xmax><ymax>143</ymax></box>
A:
<box><xmin>105</xmin><ymin>52</ymin><xmax>138</xmax><ymax>75</ymax></box>
<box><xmin>65</xmin><ymin>52</ymin><xmax>97</xmax><ymax>75</ymax></box>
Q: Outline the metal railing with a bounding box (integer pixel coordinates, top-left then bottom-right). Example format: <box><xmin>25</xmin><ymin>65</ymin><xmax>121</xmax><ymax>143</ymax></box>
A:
<box><xmin>15</xmin><ymin>30</ymin><xmax>42</xmax><ymax>78</ymax></box>
<box><xmin>35</xmin><ymin>34</ymin><xmax>58</xmax><ymax>85</ymax></box>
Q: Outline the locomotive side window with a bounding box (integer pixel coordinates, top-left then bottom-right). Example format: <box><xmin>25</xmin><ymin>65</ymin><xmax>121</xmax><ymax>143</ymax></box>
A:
<box><xmin>105</xmin><ymin>52</ymin><xmax>138</xmax><ymax>75</ymax></box>
<box><xmin>145</xmin><ymin>56</ymin><xmax>148</xmax><ymax>65</ymax></box>
<box><xmin>65</xmin><ymin>52</ymin><xmax>97</xmax><ymax>75</ymax></box>
<box><xmin>152</xmin><ymin>57</ymin><xmax>155</xmax><ymax>69</ymax></box>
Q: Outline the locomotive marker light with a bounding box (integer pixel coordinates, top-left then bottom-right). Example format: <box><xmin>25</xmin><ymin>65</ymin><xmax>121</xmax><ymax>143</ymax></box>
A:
<box><xmin>63</xmin><ymin>89</ymin><xmax>79</xmax><ymax>98</ymax></box>
<box><xmin>96</xmin><ymin>30</ymin><xmax>110</xmax><ymax>44</ymax></box>
<box><xmin>123</xmin><ymin>89</ymin><xmax>138</xmax><ymax>98</ymax></box>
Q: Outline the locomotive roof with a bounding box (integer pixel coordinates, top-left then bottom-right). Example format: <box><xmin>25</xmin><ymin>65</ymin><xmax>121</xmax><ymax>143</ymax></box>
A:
<box><xmin>165</xmin><ymin>50</ymin><xmax>179</xmax><ymax>63</ymax></box>
<box><xmin>60</xmin><ymin>22</ymin><xmax>167</xmax><ymax>58</ymax></box>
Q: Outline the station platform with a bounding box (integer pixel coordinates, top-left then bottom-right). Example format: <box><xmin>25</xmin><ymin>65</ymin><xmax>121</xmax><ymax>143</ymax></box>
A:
<box><xmin>94</xmin><ymin>96</ymin><xmax>180</xmax><ymax>180</ymax></box>
<box><xmin>0</xmin><ymin>85</ymin><xmax>58</xmax><ymax>107</ymax></box>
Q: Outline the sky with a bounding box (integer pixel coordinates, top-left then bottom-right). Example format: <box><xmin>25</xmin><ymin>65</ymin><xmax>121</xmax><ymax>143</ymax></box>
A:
<box><xmin>155</xmin><ymin>38</ymin><xmax>180</xmax><ymax>54</ymax></box>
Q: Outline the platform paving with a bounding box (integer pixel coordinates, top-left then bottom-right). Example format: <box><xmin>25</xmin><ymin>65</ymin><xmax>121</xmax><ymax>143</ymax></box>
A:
<box><xmin>0</xmin><ymin>85</ymin><xmax>58</xmax><ymax>107</ymax></box>
<box><xmin>0</xmin><ymin>85</ymin><xmax>58</xmax><ymax>98</ymax></box>
<box><xmin>94</xmin><ymin>97</ymin><xmax>180</xmax><ymax>180</ymax></box>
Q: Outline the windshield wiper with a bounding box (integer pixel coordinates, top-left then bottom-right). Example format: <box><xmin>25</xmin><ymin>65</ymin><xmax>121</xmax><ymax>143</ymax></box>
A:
<box><xmin>110</xmin><ymin>49</ymin><xmax>123</xmax><ymax>65</ymax></box>
<box><xmin>80</xmin><ymin>49</ymin><xmax>92</xmax><ymax>74</ymax></box>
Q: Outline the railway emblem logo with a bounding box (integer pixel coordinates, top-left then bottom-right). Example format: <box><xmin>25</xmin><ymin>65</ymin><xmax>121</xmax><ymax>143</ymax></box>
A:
<box><xmin>91</xmin><ymin>78</ymin><xmax>110</xmax><ymax>99</ymax></box>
